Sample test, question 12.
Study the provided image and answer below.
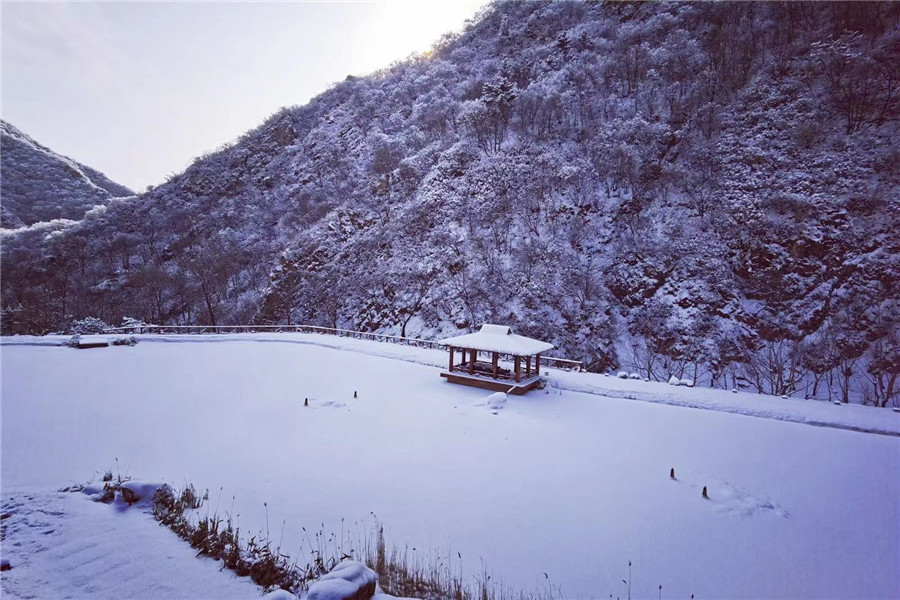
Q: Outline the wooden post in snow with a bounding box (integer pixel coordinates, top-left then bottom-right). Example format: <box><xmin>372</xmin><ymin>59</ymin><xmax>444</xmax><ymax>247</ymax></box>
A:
<box><xmin>492</xmin><ymin>352</ymin><xmax>499</xmax><ymax>379</ymax></box>
<box><xmin>515</xmin><ymin>356</ymin><xmax>521</xmax><ymax>383</ymax></box>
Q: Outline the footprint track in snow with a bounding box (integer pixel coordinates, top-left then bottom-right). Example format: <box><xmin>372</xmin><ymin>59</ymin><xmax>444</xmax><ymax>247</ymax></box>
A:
<box><xmin>672</xmin><ymin>469</ymin><xmax>790</xmax><ymax>519</ymax></box>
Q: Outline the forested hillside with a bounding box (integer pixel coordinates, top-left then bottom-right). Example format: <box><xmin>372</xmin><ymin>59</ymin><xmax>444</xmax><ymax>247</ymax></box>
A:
<box><xmin>2</xmin><ymin>1</ymin><xmax>898</xmax><ymax>405</ymax></box>
<box><xmin>0</xmin><ymin>121</ymin><xmax>133</xmax><ymax>228</ymax></box>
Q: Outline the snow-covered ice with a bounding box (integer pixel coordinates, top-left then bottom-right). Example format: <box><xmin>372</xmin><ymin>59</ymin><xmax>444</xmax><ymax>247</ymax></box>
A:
<box><xmin>2</xmin><ymin>335</ymin><xmax>899</xmax><ymax>599</ymax></box>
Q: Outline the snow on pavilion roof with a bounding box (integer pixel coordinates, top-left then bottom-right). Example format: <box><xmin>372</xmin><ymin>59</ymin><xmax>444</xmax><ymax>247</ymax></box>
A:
<box><xmin>439</xmin><ymin>324</ymin><xmax>554</xmax><ymax>356</ymax></box>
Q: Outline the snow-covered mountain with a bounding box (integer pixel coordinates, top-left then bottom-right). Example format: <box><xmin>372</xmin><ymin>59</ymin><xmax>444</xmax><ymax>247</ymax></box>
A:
<box><xmin>0</xmin><ymin>121</ymin><xmax>134</xmax><ymax>229</ymax></box>
<box><xmin>2</xmin><ymin>2</ymin><xmax>898</xmax><ymax>405</ymax></box>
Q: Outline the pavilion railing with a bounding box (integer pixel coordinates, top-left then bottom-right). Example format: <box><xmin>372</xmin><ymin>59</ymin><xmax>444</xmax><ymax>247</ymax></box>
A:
<box><xmin>104</xmin><ymin>323</ymin><xmax>583</xmax><ymax>371</ymax></box>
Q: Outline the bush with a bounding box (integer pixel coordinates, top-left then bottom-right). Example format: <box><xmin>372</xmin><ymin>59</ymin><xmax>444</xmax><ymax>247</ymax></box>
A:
<box><xmin>68</xmin><ymin>317</ymin><xmax>110</xmax><ymax>334</ymax></box>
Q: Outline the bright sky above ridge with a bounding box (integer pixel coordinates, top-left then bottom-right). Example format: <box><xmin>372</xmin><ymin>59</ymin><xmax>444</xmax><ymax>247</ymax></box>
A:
<box><xmin>1</xmin><ymin>1</ymin><xmax>488</xmax><ymax>191</ymax></box>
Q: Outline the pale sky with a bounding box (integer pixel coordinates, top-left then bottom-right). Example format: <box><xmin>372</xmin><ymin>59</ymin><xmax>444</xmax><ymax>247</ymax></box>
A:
<box><xmin>1</xmin><ymin>1</ymin><xmax>488</xmax><ymax>191</ymax></box>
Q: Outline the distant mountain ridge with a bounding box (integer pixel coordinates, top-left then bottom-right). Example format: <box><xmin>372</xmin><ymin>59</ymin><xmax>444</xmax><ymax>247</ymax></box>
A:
<box><xmin>0</xmin><ymin>120</ymin><xmax>133</xmax><ymax>228</ymax></box>
<box><xmin>2</xmin><ymin>2</ymin><xmax>898</xmax><ymax>406</ymax></box>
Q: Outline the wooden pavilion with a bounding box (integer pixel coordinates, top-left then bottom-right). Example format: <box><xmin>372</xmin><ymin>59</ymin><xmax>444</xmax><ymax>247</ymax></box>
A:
<box><xmin>439</xmin><ymin>324</ymin><xmax>554</xmax><ymax>395</ymax></box>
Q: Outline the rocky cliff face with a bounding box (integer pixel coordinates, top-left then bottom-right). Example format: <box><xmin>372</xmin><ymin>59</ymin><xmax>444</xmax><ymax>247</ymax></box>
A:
<box><xmin>2</xmin><ymin>1</ymin><xmax>897</xmax><ymax>404</ymax></box>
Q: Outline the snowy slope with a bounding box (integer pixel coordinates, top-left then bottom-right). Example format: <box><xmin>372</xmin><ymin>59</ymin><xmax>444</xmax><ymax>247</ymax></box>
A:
<box><xmin>2</xmin><ymin>338</ymin><xmax>898</xmax><ymax>599</ymax></box>
<box><xmin>0</xmin><ymin>120</ymin><xmax>133</xmax><ymax>229</ymax></box>
<box><xmin>0</xmin><ymin>489</ymin><xmax>258</xmax><ymax>599</ymax></box>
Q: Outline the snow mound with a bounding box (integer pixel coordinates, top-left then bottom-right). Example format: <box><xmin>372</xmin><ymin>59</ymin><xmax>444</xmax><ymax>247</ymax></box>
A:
<box><xmin>617</xmin><ymin>371</ymin><xmax>629</xmax><ymax>379</ymax></box>
<box><xmin>263</xmin><ymin>590</ymin><xmax>299</xmax><ymax>600</ymax></box>
<box><xmin>308</xmin><ymin>560</ymin><xmax>377</xmax><ymax>600</ymax></box>
<box><xmin>628</xmin><ymin>373</ymin><xmax>641</xmax><ymax>380</ymax></box>
<box><xmin>80</xmin><ymin>483</ymin><xmax>106</xmax><ymax>501</ymax></box>
<box><xmin>668</xmin><ymin>375</ymin><xmax>680</xmax><ymax>385</ymax></box>
<box><xmin>486</xmin><ymin>392</ymin><xmax>507</xmax><ymax>410</ymax></box>
<box><xmin>119</xmin><ymin>481</ymin><xmax>168</xmax><ymax>505</ymax></box>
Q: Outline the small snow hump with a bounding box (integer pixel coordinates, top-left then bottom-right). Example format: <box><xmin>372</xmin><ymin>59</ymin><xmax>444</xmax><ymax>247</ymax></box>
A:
<box><xmin>486</xmin><ymin>392</ymin><xmax>507</xmax><ymax>410</ymax></box>
<box><xmin>263</xmin><ymin>590</ymin><xmax>297</xmax><ymax>600</ymax></box>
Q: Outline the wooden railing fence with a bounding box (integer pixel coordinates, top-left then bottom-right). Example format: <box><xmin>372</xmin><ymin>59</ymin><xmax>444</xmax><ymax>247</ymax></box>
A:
<box><xmin>105</xmin><ymin>324</ymin><xmax>583</xmax><ymax>371</ymax></box>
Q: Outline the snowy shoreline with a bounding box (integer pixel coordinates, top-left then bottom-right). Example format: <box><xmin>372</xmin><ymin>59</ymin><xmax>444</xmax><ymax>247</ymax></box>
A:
<box><xmin>4</xmin><ymin>332</ymin><xmax>897</xmax><ymax>437</ymax></box>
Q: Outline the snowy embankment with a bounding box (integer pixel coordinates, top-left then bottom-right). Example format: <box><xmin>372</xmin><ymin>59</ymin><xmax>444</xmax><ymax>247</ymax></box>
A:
<box><xmin>0</xmin><ymin>489</ymin><xmax>258</xmax><ymax>599</ymax></box>
<box><xmin>6</xmin><ymin>332</ymin><xmax>898</xmax><ymax>436</ymax></box>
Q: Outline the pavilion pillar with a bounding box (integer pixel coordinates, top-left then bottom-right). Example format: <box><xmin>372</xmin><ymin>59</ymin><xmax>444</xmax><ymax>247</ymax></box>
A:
<box><xmin>468</xmin><ymin>349</ymin><xmax>475</xmax><ymax>374</ymax></box>
<box><xmin>535</xmin><ymin>353</ymin><xmax>541</xmax><ymax>376</ymax></box>
<box><xmin>449</xmin><ymin>346</ymin><xmax>455</xmax><ymax>372</ymax></box>
<box><xmin>526</xmin><ymin>356</ymin><xmax>532</xmax><ymax>378</ymax></box>
<box><xmin>492</xmin><ymin>352</ymin><xmax>499</xmax><ymax>379</ymax></box>
<box><xmin>514</xmin><ymin>356</ymin><xmax>521</xmax><ymax>383</ymax></box>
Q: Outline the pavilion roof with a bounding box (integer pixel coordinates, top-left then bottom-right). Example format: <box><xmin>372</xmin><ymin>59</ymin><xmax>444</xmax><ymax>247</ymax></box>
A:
<box><xmin>439</xmin><ymin>324</ymin><xmax>554</xmax><ymax>356</ymax></box>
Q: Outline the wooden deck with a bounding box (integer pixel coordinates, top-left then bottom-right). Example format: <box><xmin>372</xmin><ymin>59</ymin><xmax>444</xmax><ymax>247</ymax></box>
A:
<box><xmin>440</xmin><ymin>371</ymin><xmax>543</xmax><ymax>395</ymax></box>
<box><xmin>76</xmin><ymin>340</ymin><xmax>109</xmax><ymax>349</ymax></box>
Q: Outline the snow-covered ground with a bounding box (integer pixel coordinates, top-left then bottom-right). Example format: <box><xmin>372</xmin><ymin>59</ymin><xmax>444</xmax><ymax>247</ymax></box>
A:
<box><xmin>0</xmin><ymin>489</ymin><xmax>258</xmax><ymax>599</ymax></box>
<box><xmin>2</xmin><ymin>335</ymin><xmax>899</xmax><ymax>599</ymax></box>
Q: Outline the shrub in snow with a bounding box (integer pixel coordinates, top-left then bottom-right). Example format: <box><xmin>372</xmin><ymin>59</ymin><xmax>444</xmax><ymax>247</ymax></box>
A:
<box><xmin>111</xmin><ymin>336</ymin><xmax>138</xmax><ymax>346</ymax></box>
<box><xmin>68</xmin><ymin>316</ymin><xmax>110</xmax><ymax>334</ymax></box>
<box><xmin>680</xmin><ymin>379</ymin><xmax>694</xmax><ymax>387</ymax></box>
<box><xmin>668</xmin><ymin>375</ymin><xmax>680</xmax><ymax>386</ymax></box>
<box><xmin>64</xmin><ymin>334</ymin><xmax>81</xmax><ymax>348</ymax></box>
<box><xmin>617</xmin><ymin>371</ymin><xmax>629</xmax><ymax>379</ymax></box>
<box><xmin>119</xmin><ymin>481</ymin><xmax>169</xmax><ymax>505</ymax></box>
<box><xmin>628</xmin><ymin>373</ymin><xmax>641</xmax><ymax>380</ymax></box>
<box><xmin>121</xmin><ymin>316</ymin><xmax>149</xmax><ymax>330</ymax></box>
